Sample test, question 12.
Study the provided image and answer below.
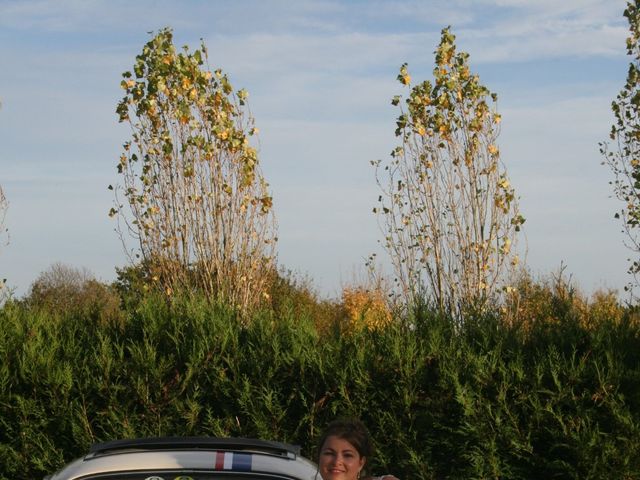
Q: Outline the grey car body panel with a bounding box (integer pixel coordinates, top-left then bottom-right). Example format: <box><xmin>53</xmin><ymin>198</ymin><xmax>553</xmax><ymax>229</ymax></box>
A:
<box><xmin>45</xmin><ymin>437</ymin><xmax>318</xmax><ymax>480</ymax></box>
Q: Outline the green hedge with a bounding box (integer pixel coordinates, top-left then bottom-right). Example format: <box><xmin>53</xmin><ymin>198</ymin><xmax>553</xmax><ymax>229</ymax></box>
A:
<box><xmin>2</xmin><ymin>295</ymin><xmax>640</xmax><ymax>479</ymax></box>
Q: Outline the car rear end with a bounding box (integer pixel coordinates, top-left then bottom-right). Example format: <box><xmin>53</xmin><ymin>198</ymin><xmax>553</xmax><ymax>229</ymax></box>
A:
<box><xmin>45</xmin><ymin>437</ymin><xmax>318</xmax><ymax>480</ymax></box>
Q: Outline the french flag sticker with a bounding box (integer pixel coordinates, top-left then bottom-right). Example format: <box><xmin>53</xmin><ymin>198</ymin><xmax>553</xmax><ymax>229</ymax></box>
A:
<box><xmin>214</xmin><ymin>451</ymin><xmax>252</xmax><ymax>472</ymax></box>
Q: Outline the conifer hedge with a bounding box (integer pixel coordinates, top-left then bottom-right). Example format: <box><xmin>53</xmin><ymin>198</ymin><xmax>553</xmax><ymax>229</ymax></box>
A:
<box><xmin>1</xmin><ymin>295</ymin><xmax>640</xmax><ymax>479</ymax></box>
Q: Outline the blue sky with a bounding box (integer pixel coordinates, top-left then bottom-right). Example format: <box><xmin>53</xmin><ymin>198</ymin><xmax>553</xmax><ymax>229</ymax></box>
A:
<box><xmin>0</xmin><ymin>0</ymin><xmax>633</xmax><ymax>298</ymax></box>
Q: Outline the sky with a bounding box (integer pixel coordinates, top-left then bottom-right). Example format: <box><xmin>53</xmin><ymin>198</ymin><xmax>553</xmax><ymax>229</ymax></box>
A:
<box><xmin>0</xmin><ymin>0</ymin><xmax>634</xmax><ymax>299</ymax></box>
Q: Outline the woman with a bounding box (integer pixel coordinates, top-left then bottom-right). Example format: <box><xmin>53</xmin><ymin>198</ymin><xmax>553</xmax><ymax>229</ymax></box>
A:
<box><xmin>316</xmin><ymin>418</ymin><xmax>398</xmax><ymax>480</ymax></box>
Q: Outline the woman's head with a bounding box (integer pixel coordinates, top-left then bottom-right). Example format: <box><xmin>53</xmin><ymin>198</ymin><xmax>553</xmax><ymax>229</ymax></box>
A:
<box><xmin>317</xmin><ymin>418</ymin><xmax>373</xmax><ymax>480</ymax></box>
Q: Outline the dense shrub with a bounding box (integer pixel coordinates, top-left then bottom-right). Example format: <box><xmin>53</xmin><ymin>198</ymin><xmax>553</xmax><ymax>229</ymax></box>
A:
<box><xmin>505</xmin><ymin>269</ymin><xmax>632</xmax><ymax>333</ymax></box>
<box><xmin>266</xmin><ymin>268</ymin><xmax>343</xmax><ymax>334</ymax></box>
<box><xmin>1</xmin><ymin>287</ymin><xmax>640</xmax><ymax>480</ymax></box>
<box><xmin>341</xmin><ymin>286</ymin><xmax>392</xmax><ymax>333</ymax></box>
<box><xmin>25</xmin><ymin>263</ymin><xmax>123</xmax><ymax>327</ymax></box>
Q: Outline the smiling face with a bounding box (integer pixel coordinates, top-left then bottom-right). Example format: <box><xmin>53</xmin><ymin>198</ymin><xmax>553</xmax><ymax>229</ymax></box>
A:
<box><xmin>319</xmin><ymin>435</ymin><xmax>366</xmax><ymax>480</ymax></box>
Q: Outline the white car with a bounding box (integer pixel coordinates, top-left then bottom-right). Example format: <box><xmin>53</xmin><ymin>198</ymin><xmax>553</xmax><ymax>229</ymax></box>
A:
<box><xmin>44</xmin><ymin>437</ymin><xmax>319</xmax><ymax>480</ymax></box>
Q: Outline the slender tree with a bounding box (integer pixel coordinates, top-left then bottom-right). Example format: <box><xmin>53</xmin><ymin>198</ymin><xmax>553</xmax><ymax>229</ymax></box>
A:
<box><xmin>374</xmin><ymin>27</ymin><xmax>524</xmax><ymax>315</ymax></box>
<box><xmin>0</xmin><ymin>101</ymin><xmax>6</xmax><ymax>252</ymax></box>
<box><xmin>601</xmin><ymin>1</ymin><xmax>640</xmax><ymax>293</ymax></box>
<box><xmin>0</xmin><ymin>184</ymin><xmax>7</xmax><ymax>296</ymax></box>
<box><xmin>0</xmin><ymin>185</ymin><xmax>7</xmax><ymax>247</ymax></box>
<box><xmin>113</xmin><ymin>28</ymin><xmax>277</xmax><ymax>314</ymax></box>
<box><xmin>0</xmin><ymin>97</ymin><xmax>6</xmax><ymax>296</ymax></box>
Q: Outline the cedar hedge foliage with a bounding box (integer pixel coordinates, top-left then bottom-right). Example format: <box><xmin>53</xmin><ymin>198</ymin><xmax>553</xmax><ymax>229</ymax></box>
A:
<box><xmin>2</xmin><ymin>290</ymin><xmax>640</xmax><ymax>480</ymax></box>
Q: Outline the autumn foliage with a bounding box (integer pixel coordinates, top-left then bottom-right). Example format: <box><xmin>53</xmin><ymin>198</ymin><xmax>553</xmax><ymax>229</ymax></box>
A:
<box><xmin>113</xmin><ymin>29</ymin><xmax>276</xmax><ymax>315</ymax></box>
<box><xmin>341</xmin><ymin>286</ymin><xmax>392</xmax><ymax>333</ymax></box>
<box><xmin>374</xmin><ymin>28</ymin><xmax>524</xmax><ymax>316</ymax></box>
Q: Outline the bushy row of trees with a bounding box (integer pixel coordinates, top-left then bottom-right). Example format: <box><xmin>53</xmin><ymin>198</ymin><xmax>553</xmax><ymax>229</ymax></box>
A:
<box><xmin>1</xmin><ymin>283</ymin><xmax>639</xmax><ymax>480</ymax></box>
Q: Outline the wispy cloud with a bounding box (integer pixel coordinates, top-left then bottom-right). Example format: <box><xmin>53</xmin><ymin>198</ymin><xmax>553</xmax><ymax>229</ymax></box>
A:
<box><xmin>0</xmin><ymin>0</ymin><xmax>197</xmax><ymax>32</ymax></box>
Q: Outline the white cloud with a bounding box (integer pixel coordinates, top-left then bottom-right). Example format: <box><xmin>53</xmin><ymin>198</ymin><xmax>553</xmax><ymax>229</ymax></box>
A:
<box><xmin>357</xmin><ymin>0</ymin><xmax>475</xmax><ymax>27</ymax></box>
<box><xmin>0</xmin><ymin>0</ymin><xmax>196</xmax><ymax>32</ymax></box>
<box><xmin>202</xmin><ymin>31</ymin><xmax>434</xmax><ymax>77</ymax></box>
<box><xmin>455</xmin><ymin>0</ymin><xmax>627</xmax><ymax>61</ymax></box>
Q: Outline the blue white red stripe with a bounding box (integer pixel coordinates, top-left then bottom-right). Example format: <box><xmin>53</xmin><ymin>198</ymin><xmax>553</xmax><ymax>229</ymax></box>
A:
<box><xmin>214</xmin><ymin>451</ymin><xmax>252</xmax><ymax>471</ymax></box>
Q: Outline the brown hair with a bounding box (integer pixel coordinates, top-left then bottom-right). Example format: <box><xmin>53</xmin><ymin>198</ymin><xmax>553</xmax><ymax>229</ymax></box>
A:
<box><xmin>317</xmin><ymin>418</ymin><xmax>373</xmax><ymax>466</ymax></box>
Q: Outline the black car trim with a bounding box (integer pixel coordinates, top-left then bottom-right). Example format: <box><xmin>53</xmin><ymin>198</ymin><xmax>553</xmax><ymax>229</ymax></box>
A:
<box><xmin>89</xmin><ymin>437</ymin><xmax>301</xmax><ymax>458</ymax></box>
